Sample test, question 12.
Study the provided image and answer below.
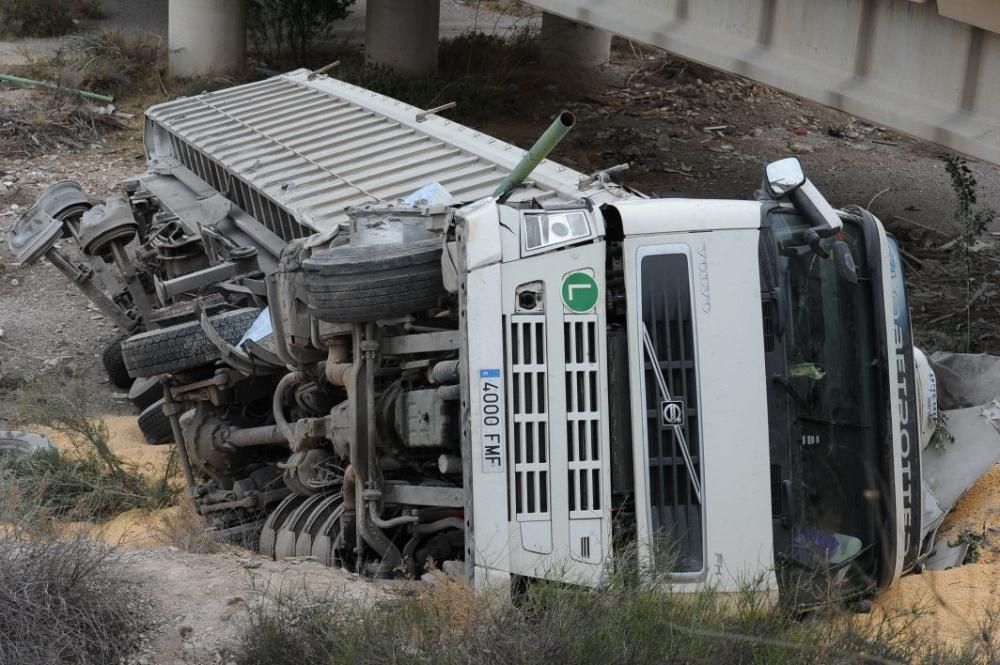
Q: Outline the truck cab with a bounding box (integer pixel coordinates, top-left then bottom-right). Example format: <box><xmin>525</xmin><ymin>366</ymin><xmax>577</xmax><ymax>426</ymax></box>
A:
<box><xmin>463</xmin><ymin>164</ymin><xmax>923</xmax><ymax>602</ymax></box>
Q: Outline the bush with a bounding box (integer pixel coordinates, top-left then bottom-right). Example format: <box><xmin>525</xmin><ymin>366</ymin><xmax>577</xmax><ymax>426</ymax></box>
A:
<box><xmin>0</xmin><ymin>0</ymin><xmax>103</xmax><ymax>38</ymax></box>
<box><xmin>231</xmin><ymin>573</ymin><xmax>987</xmax><ymax>665</ymax></box>
<box><xmin>62</xmin><ymin>28</ymin><xmax>168</xmax><ymax>97</ymax></box>
<box><xmin>0</xmin><ymin>534</ymin><xmax>149</xmax><ymax>664</ymax></box>
<box><xmin>0</xmin><ymin>478</ymin><xmax>150</xmax><ymax>665</ymax></box>
<box><xmin>250</xmin><ymin>0</ymin><xmax>357</xmax><ymax>65</ymax></box>
<box><xmin>5</xmin><ymin>376</ymin><xmax>178</xmax><ymax>520</ymax></box>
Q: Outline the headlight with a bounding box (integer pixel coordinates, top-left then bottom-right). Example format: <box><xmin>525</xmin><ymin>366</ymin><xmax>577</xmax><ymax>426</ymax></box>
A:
<box><xmin>522</xmin><ymin>210</ymin><xmax>591</xmax><ymax>253</ymax></box>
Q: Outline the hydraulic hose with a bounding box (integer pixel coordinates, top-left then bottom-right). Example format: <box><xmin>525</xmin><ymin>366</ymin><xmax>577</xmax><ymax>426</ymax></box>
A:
<box><xmin>413</xmin><ymin>517</ymin><xmax>465</xmax><ymax>535</ymax></box>
<box><xmin>369</xmin><ymin>503</ymin><xmax>419</xmax><ymax>529</ymax></box>
<box><xmin>273</xmin><ymin>371</ymin><xmax>308</xmax><ymax>447</ymax></box>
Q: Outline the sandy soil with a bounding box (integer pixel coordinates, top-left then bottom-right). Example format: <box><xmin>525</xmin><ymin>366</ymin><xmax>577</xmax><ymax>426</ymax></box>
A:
<box><xmin>863</xmin><ymin>464</ymin><xmax>1000</xmax><ymax>652</ymax></box>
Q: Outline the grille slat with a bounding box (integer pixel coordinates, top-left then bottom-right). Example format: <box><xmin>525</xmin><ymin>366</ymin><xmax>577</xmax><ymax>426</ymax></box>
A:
<box><xmin>508</xmin><ymin>316</ymin><xmax>550</xmax><ymax>521</ymax></box>
<box><xmin>566</xmin><ymin>316</ymin><xmax>602</xmax><ymax>518</ymax></box>
<box><xmin>640</xmin><ymin>253</ymin><xmax>704</xmax><ymax>573</ymax></box>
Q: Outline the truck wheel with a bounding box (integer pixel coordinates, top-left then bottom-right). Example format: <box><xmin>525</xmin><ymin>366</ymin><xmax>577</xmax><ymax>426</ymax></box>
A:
<box><xmin>121</xmin><ymin>308</ymin><xmax>260</xmax><ymax>378</ymax></box>
<box><xmin>102</xmin><ymin>335</ymin><xmax>134</xmax><ymax>389</ymax></box>
<box><xmin>0</xmin><ymin>431</ymin><xmax>55</xmax><ymax>457</ymax></box>
<box><xmin>128</xmin><ymin>375</ymin><xmax>163</xmax><ymax>411</ymax></box>
<box><xmin>303</xmin><ymin>239</ymin><xmax>445</xmax><ymax>323</ymax></box>
<box><xmin>137</xmin><ymin>399</ymin><xmax>172</xmax><ymax>445</ymax></box>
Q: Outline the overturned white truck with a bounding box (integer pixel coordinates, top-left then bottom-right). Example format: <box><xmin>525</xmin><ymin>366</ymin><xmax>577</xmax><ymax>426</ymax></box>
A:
<box><xmin>9</xmin><ymin>70</ymin><xmax>998</xmax><ymax>604</ymax></box>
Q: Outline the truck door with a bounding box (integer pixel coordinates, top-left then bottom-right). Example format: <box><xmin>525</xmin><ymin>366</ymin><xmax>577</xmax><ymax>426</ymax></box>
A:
<box><xmin>619</xmin><ymin>208</ymin><xmax>776</xmax><ymax>593</ymax></box>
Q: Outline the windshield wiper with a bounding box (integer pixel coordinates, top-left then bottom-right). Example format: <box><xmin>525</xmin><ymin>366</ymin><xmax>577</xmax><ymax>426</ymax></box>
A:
<box><xmin>642</xmin><ymin>325</ymin><xmax>703</xmax><ymax>504</ymax></box>
<box><xmin>798</xmin><ymin>414</ymin><xmax>869</xmax><ymax>429</ymax></box>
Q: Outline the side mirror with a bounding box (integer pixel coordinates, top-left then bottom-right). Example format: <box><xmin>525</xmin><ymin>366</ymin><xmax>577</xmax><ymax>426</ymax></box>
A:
<box><xmin>765</xmin><ymin>157</ymin><xmax>806</xmax><ymax>197</ymax></box>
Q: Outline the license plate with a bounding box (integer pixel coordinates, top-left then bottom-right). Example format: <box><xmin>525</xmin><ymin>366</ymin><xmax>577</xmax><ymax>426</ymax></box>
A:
<box><xmin>479</xmin><ymin>369</ymin><xmax>505</xmax><ymax>474</ymax></box>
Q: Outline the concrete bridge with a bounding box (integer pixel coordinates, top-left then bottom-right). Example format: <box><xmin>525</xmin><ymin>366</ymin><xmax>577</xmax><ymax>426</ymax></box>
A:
<box><xmin>168</xmin><ymin>0</ymin><xmax>1000</xmax><ymax>165</ymax></box>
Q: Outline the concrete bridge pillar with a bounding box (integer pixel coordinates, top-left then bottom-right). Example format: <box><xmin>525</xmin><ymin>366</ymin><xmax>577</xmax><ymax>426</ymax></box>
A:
<box><xmin>366</xmin><ymin>0</ymin><xmax>441</xmax><ymax>78</ymax></box>
<box><xmin>168</xmin><ymin>0</ymin><xmax>248</xmax><ymax>77</ymax></box>
<box><xmin>541</xmin><ymin>12</ymin><xmax>612</xmax><ymax>68</ymax></box>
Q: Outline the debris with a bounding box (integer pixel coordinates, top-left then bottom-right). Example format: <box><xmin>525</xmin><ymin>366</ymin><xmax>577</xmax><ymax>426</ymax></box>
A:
<box><xmin>867</xmin><ymin>187</ymin><xmax>890</xmax><ymax>209</ymax></box>
<box><xmin>0</xmin><ymin>101</ymin><xmax>130</xmax><ymax>156</ymax></box>
<box><xmin>893</xmin><ymin>215</ymin><xmax>950</xmax><ymax>237</ymax></box>
<box><xmin>662</xmin><ymin>167</ymin><xmax>695</xmax><ymax>178</ymax></box>
<box><xmin>872</xmin><ymin>138</ymin><xmax>899</xmax><ymax>147</ymax></box>
<box><xmin>789</xmin><ymin>142</ymin><xmax>814</xmax><ymax>154</ymax></box>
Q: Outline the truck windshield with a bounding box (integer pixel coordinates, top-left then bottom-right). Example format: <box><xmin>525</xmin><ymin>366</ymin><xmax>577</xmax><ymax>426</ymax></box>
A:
<box><xmin>772</xmin><ymin>215</ymin><xmax>881</xmax><ymax>580</ymax></box>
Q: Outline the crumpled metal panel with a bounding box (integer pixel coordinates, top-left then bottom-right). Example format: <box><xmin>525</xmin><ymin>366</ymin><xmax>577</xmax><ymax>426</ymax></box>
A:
<box><xmin>144</xmin><ymin>70</ymin><xmax>617</xmax><ymax>238</ymax></box>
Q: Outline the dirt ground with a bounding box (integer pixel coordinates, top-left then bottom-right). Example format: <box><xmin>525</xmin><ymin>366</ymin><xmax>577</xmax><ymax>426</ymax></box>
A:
<box><xmin>2</xmin><ymin>23</ymin><xmax>1000</xmax><ymax>663</ymax></box>
<box><xmin>121</xmin><ymin>549</ymin><xmax>384</xmax><ymax>665</ymax></box>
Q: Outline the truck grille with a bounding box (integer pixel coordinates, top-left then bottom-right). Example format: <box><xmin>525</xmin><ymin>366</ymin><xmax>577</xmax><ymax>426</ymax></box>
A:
<box><xmin>508</xmin><ymin>315</ymin><xmax>550</xmax><ymax>519</ymax></box>
<box><xmin>640</xmin><ymin>252</ymin><xmax>704</xmax><ymax>572</ymax></box>
<box><xmin>565</xmin><ymin>316</ymin><xmax>602</xmax><ymax>517</ymax></box>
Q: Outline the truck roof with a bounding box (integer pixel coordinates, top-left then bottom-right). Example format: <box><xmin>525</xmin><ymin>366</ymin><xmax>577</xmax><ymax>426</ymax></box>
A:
<box><xmin>144</xmin><ymin>69</ymin><xmax>630</xmax><ymax>239</ymax></box>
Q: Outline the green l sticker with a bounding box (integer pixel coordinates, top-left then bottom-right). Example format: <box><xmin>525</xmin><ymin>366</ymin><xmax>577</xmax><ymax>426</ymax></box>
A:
<box><xmin>562</xmin><ymin>272</ymin><xmax>599</xmax><ymax>312</ymax></box>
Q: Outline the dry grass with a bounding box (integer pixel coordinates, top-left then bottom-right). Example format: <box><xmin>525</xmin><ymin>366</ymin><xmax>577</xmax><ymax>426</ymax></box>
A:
<box><xmin>154</xmin><ymin>497</ymin><xmax>224</xmax><ymax>554</ymax></box>
<box><xmin>3</xmin><ymin>376</ymin><xmax>180</xmax><ymax>520</ymax></box>
<box><xmin>231</xmin><ymin>567</ymin><xmax>995</xmax><ymax>665</ymax></box>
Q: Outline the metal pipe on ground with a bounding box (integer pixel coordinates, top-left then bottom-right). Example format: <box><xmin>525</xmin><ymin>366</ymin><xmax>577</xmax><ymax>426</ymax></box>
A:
<box><xmin>0</xmin><ymin>74</ymin><xmax>114</xmax><ymax>103</ymax></box>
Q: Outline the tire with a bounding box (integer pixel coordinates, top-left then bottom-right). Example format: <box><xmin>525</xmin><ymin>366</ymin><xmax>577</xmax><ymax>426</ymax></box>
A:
<box><xmin>121</xmin><ymin>308</ymin><xmax>261</xmax><ymax>378</ymax></box>
<box><xmin>138</xmin><ymin>399</ymin><xmax>172</xmax><ymax>445</ymax></box>
<box><xmin>0</xmin><ymin>431</ymin><xmax>55</xmax><ymax>457</ymax></box>
<box><xmin>102</xmin><ymin>334</ymin><xmax>134</xmax><ymax>389</ymax></box>
<box><xmin>303</xmin><ymin>239</ymin><xmax>445</xmax><ymax>323</ymax></box>
<box><xmin>128</xmin><ymin>375</ymin><xmax>163</xmax><ymax>411</ymax></box>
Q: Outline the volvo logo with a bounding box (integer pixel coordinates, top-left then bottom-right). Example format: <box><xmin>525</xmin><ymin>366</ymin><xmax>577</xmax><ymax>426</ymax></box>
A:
<box><xmin>661</xmin><ymin>400</ymin><xmax>686</xmax><ymax>427</ymax></box>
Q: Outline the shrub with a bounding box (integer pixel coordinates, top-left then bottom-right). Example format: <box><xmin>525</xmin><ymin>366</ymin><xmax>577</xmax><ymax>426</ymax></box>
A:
<box><xmin>0</xmin><ymin>0</ymin><xmax>103</xmax><ymax>38</ymax></box>
<box><xmin>249</xmin><ymin>0</ymin><xmax>357</xmax><ymax>65</ymax></box>
<box><xmin>0</xmin><ymin>532</ymin><xmax>149</xmax><ymax>664</ymax></box>
<box><xmin>62</xmin><ymin>28</ymin><xmax>168</xmax><ymax>97</ymax></box>
<box><xmin>0</xmin><ymin>476</ymin><xmax>150</xmax><ymax>665</ymax></box>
